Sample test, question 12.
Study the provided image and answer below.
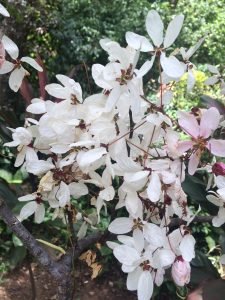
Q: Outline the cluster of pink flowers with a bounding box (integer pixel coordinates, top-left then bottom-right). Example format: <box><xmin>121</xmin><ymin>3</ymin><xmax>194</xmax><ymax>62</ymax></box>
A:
<box><xmin>1</xmin><ymin>3</ymin><xmax>225</xmax><ymax>299</ymax></box>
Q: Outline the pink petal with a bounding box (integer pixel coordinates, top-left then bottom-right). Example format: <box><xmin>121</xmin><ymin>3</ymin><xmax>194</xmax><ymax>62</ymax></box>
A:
<box><xmin>200</xmin><ymin>107</ymin><xmax>220</xmax><ymax>138</ymax></box>
<box><xmin>178</xmin><ymin>111</ymin><xmax>199</xmax><ymax>138</ymax></box>
<box><xmin>188</xmin><ymin>151</ymin><xmax>201</xmax><ymax>175</ymax></box>
<box><xmin>177</xmin><ymin>141</ymin><xmax>193</xmax><ymax>154</ymax></box>
<box><xmin>208</xmin><ymin>139</ymin><xmax>225</xmax><ymax>157</ymax></box>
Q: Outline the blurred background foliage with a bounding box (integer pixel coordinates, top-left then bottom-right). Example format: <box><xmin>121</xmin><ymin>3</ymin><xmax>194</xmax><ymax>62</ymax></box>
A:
<box><xmin>0</xmin><ymin>0</ymin><xmax>225</xmax><ymax>298</ymax></box>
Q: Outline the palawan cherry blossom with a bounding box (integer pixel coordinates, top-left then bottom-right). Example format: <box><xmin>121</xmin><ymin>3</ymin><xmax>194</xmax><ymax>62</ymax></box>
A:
<box><xmin>1</xmin><ymin>6</ymin><xmax>225</xmax><ymax>300</ymax></box>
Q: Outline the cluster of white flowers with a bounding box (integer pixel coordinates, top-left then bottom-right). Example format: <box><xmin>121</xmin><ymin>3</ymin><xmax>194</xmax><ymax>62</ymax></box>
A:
<box><xmin>1</xmin><ymin>4</ymin><xmax>225</xmax><ymax>299</ymax></box>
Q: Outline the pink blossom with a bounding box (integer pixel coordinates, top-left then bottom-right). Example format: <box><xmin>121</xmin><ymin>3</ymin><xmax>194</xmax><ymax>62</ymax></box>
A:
<box><xmin>171</xmin><ymin>257</ymin><xmax>191</xmax><ymax>286</ymax></box>
<box><xmin>177</xmin><ymin>108</ymin><xmax>225</xmax><ymax>175</ymax></box>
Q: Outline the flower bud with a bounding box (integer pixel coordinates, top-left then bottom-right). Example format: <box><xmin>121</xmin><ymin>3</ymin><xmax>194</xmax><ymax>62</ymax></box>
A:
<box><xmin>171</xmin><ymin>257</ymin><xmax>191</xmax><ymax>286</ymax></box>
<box><xmin>212</xmin><ymin>162</ymin><xmax>225</xmax><ymax>176</ymax></box>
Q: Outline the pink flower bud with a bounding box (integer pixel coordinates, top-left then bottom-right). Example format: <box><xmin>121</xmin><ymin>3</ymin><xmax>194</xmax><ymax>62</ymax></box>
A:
<box><xmin>212</xmin><ymin>162</ymin><xmax>225</xmax><ymax>176</ymax></box>
<box><xmin>0</xmin><ymin>41</ymin><xmax>5</xmax><ymax>68</ymax></box>
<box><xmin>171</xmin><ymin>257</ymin><xmax>191</xmax><ymax>286</ymax></box>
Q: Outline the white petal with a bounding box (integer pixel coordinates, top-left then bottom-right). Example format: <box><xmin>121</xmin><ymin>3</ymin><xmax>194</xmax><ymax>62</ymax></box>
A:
<box><xmin>26</xmin><ymin>160</ymin><xmax>55</xmax><ymax>175</ymax></box>
<box><xmin>2</xmin><ymin>35</ymin><xmax>19</xmax><ymax>59</ymax></box>
<box><xmin>212</xmin><ymin>207</ymin><xmax>225</xmax><ymax>227</ymax></box>
<box><xmin>207</xmin><ymin>64</ymin><xmax>219</xmax><ymax>74</ymax></box>
<box><xmin>20</xmin><ymin>201</ymin><xmax>37</xmax><ymax>221</ymax></box>
<box><xmin>185</xmin><ymin>37</ymin><xmax>205</xmax><ymax>59</ymax></box>
<box><xmin>9</xmin><ymin>67</ymin><xmax>26</xmax><ymax>92</ymax></box>
<box><xmin>76</xmin><ymin>147</ymin><xmax>107</xmax><ymax>169</ymax></box>
<box><xmin>137</xmin><ymin>271</ymin><xmax>153</xmax><ymax>300</ymax></box>
<box><xmin>0</xmin><ymin>3</ymin><xmax>10</xmax><ymax>17</ymax></box>
<box><xmin>127</xmin><ymin>267</ymin><xmax>142</xmax><ymax>291</ymax></box>
<box><xmin>164</xmin><ymin>14</ymin><xmax>184</xmax><ymax>48</ymax></box>
<box><xmin>57</xmin><ymin>181</ymin><xmax>70</xmax><ymax>207</ymax></box>
<box><xmin>160</xmin><ymin>53</ymin><xmax>185</xmax><ymax>78</ymax></box>
<box><xmin>133</xmin><ymin>229</ymin><xmax>144</xmax><ymax>253</ymax></box>
<box><xmin>153</xmin><ymin>249</ymin><xmax>175</xmax><ymax>268</ymax></box>
<box><xmin>21</xmin><ymin>57</ymin><xmax>43</xmax><ymax>72</ymax></box>
<box><xmin>204</xmin><ymin>76</ymin><xmax>219</xmax><ymax>85</ymax></box>
<box><xmin>113</xmin><ymin>245</ymin><xmax>140</xmax><ymax>265</ymax></box>
<box><xmin>215</xmin><ymin>176</ymin><xmax>225</xmax><ymax>189</ymax></box>
<box><xmin>146</xmin><ymin>10</ymin><xmax>164</xmax><ymax>47</ymax></box>
<box><xmin>15</xmin><ymin>147</ymin><xmax>26</xmax><ymax>167</ymax></box>
<box><xmin>99</xmin><ymin>186</ymin><xmax>115</xmax><ymax>201</ymax></box>
<box><xmin>143</xmin><ymin>223</ymin><xmax>166</xmax><ymax>248</ymax></box>
<box><xmin>34</xmin><ymin>204</ymin><xmax>45</xmax><ymax>223</ymax></box>
<box><xmin>147</xmin><ymin>172</ymin><xmax>161</xmax><ymax>202</ymax></box>
<box><xmin>179</xmin><ymin>235</ymin><xmax>196</xmax><ymax>262</ymax></box>
<box><xmin>125</xmin><ymin>192</ymin><xmax>140</xmax><ymax>216</ymax></box>
<box><xmin>18</xmin><ymin>194</ymin><xmax>36</xmax><ymax>202</ymax></box>
<box><xmin>0</xmin><ymin>61</ymin><xmax>14</xmax><ymax>74</ymax></box>
<box><xmin>45</xmin><ymin>83</ymin><xmax>68</xmax><ymax>99</ymax></box>
<box><xmin>106</xmin><ymin>241</ymin><xmax>119</xmax><ymax>250</ymax></box>
<box><xmin>125</xmin><ymin>32</ymin><xmax>153</xmax><ymax>52</ymax></box>
<box><xmin>25</xmin><ymin>147</ymin><xmax>38</xmax><ymax>162</ymax></box>
<box><xmin>136</xmin><ymin>56</ymin><xmax>155</xmax><ymax>78</ymax></box>
<box><xmin>26</xmin><ymin>100</ymin><xmax>46</xmax><ymax>114</ymax></box>
<box><xmin>187</xmin><ymin>70</ymin><xmax>196</xmax><ymax>92</ymax></box>
<box><xmin>108</xmin><ymin>217</ymin><xmax>133</xmax><ymax>234</ymax></box>
<box><xmin>50</xmin><ymin>144</ymin><xmax>70</xmax><ymax>154</ymax></box>
<box><xmin>104</xmin><ymin>85</ymin><xmax>121</xmax><ymax>112</ymax></box>
<box><xmin>69</xmin><ymin>182</ymin><xmax>88</xmax><ymax>198</ymax></box>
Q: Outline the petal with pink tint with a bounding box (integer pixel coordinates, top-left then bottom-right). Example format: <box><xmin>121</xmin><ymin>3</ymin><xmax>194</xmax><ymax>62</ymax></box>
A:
<box><xmin>207</xmin><ymin>139</ymin><xmax>225</xmax><ymax>157</ymax></box>
<box><xmin>177</xmin><ymin>140</ymin><xmax>193</xmax><ymax>154</ymax></box>
<box><xmin>178</xmin><ymin>111</ymin><xmax>199</xmax><ymax>138</ymax></box>
<box><xmin>188</xmin><ymin>151</ymin><xmax>201</xmax><ymax>175</ymax></box>
<box><xmin>200</xmin><ymin>107</ymin><xmax>220</xmax><ymax>138</ymax></box>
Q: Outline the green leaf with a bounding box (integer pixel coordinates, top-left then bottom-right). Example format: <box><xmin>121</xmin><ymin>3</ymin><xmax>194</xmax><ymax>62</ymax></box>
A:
<box><xmin>12</xmin><ymin>234</ymin><xmax>23</xmax><ymax>247</ymax></box>
<box><xmin>99</xmin><ymin>245</ymin><xmax>112</xmax><ymax>256</ymax></box>
<box><xmin>9</xmin><ymin>246</ymin><xmax>27</xmax><ymax>268</ymax></box>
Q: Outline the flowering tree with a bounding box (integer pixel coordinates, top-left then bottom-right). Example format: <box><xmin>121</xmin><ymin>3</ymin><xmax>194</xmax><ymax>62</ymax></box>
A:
<box><xmin>0</xmin><ymin>3</ymin><xmax>225</xmax><ymax>300</ymax></box>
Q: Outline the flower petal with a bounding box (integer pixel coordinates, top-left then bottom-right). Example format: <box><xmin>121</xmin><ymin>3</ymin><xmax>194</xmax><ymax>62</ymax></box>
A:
<box><xmin>127</xmin><ymin>267</ymin><xmax>142</xmax><ymax>291</ymax></box>
<box><xmin>137</xmin><ymin>271</ymin><xmax>153</xmax><ymax>300</ymax></box>
<box><xmin>9</xmin><ymin>67</ymin><xmax>26</xmax><ymax>92</ymax></box>
<box><xmin>20</xmin><ymin>201</ymin><xmax>37</xmax><ymax>221</ymax></box>
<box><xmin>113</xmin><ymin>245</ymin><xmax>140</xmax><ymax>265</ymax></box>
<box><xmin>21</xmin><ymin>57</ymin><xmax>43</xmax><ymax>72</ymax></box>
<box><xmin>0</xmin><ymin>3</ymin><xmax>10</xmax><ymax>17</ymax></box>
<box><xmin>164</xmin><ymin>14</ymin><xmax>184</xmax><ymax>48</ymax></box>
<box><xmin>179</xmin><ymin>235</ymin><xmax>196</xmax><ymax>262</ymax></box>
<box><xmin>177</xmin><ymin>111</ymin><xmax>199</xmax><ymax>138</ymax></box>
<box><xmin>108</xmin><ymin>217</ymin><xmax>133</xmax><ymax>234</ymax></box>
<box><xmin>146</xmin><ymin>10</ymin><xmax>164</xmax><ymax>47</ymax></box>
<box><xmin>2</xmin><ymin>35</ymin><xmax>19</xmax><ymax>59</ymax></box>
<box><xmin>160</xmin><ymin>53</ymin><xmax>185</xmax><ymax>78</ymax></box>
<box><xmin>188</xmin><ymin>151</ymin><xmax>201</xmax><ymax>175</ymax></box>
<box><xmin>200</xmin><ymin>107</ymin><xmax>220</xmax><ymax>138</ymax></box>
<box><xmin>125</xmin><ymin>32</ymin><xmax>153</xmax><ymax>52</ymax></box>
<box><xmin>208</xmin><ymin>139</ymin><xmax>225</xmax><ymax>157</ymax></box>
<box><xmin>147</xmin><ymin>172</ymin><xmax>161</xmax><ymax>202</ymax></box>
<box><xmin>35</xmin><ymin>204</ymin><xmax>45</xmax><ymax>223</ymax></box>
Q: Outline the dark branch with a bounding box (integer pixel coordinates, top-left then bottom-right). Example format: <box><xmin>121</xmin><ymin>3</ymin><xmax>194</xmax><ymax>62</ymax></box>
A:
<box><xmin>169</xmin><ymin>215</ymin><xmax>213</xmax><ymax>228</ymax></box>
<box><xmin>0</xmin><ymin>197</ymin><xmax>64</xmax><ymax>280</ymax></box>
<box><xmin>0</xmin><ymin>196</ymin><xmax>105</xmax><ymax>278</ymax></box>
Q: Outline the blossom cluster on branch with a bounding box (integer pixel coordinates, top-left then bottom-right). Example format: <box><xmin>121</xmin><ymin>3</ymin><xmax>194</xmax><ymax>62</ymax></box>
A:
<box><xmin>1</xmin><ymin>3</ymin><xmax>225</xmax><ymax>299</ymax></box>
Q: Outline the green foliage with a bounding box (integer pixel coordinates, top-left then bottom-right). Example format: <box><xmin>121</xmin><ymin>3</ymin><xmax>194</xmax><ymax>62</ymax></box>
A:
<box><xmin>151</xmin><ymin>0</ymin><xmax>225</xmax><ymax>65</ymax></box>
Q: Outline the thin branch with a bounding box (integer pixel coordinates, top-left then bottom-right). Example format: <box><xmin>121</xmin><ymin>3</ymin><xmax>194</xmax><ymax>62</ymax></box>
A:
<box><xmin>0</xmin><ymin>197</ymin><xmax>64</xmax><ymax>280</ymax></box>
<box><xmin>169</xmin><ymin>215</ymin><xmax>213</xmax><ymax>228</ymax></box>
